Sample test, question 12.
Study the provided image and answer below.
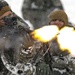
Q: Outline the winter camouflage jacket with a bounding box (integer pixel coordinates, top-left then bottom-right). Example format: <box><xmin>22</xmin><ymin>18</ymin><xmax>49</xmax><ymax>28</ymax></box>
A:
<box><xmin>0</xmin><ymin>12</ymin><xmax>34</xmax><ymax>75</ymax></box>
<box><xmin>20</xmin><ymin>39</ymin><xmax>75</xmax><ymax>75</ymax></box>
<box><xmin>19</xmin><ymin>38</ymin><xmax>75</xmax><ymax>75</ymax></box>
<box><xmin>47</xmin><ymin>39</ymin><xmax>75</xmax><ymax>75</ymax></box>
<box><xmin>10</xmin><ymin>36</ymin><xmax>75</xmax><ymax>75</ymax></box>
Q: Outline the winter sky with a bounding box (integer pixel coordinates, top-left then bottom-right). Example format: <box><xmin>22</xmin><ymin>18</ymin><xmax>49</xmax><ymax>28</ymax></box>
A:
<box><xmin>5</xmin><ymin>0</ymin><xmax>75</xmax><ymax>28</ymax></box>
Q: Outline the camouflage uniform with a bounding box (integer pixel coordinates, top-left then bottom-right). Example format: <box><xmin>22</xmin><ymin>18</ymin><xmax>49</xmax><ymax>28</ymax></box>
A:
<box><xmin>31</xmin><ymin>10</ymin><xmax>75</xmax><ymax>75</ymax></box>
<box><xmin>47</xmin><ymin>39</ymin><xmax>75</xmax><ymax>75</ymax></box>
<box><xmin>46</xmin><ymin>10</ymin><xmax>75</xmax><ymax>75</ymax></box>
<box><xmin>22</xmin><ymin>0</ymin><xmax>64</xmax><ymax>29</ymax></box>
<box><xmin>0</xmin><ymin>12</ymin><xmax>33</xmax><ymax>75</ymax></box>
<box><xmin>19</xmin><ymin>42</ymin><xmax>51</xmax><ymax>75</ymax></box>
<box><xmin>19</xmin><ymin>37</ymin><xmax>75</xmax><ymax>75</ymax></box>
<box><xmin>0</xmin><ymin>0</ymin><xmax>33</xmax><ymax>75</ymax></box>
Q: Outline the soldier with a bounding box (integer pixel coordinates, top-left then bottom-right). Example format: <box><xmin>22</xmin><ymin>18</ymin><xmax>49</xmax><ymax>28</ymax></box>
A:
<box><xmin>29</xmin><ymin>10</ymin><xmax>75</xmax><ymax>75</ymax></box>
<box><xmin>19</xmin><ymin>10</ymin><xmax>75</xmax><ymax>75</ymax></box>
<box><xmin>0</xmin><ymin>0</ymin><xmax>34</xmax><ymax>75</ymax></box>
<box><xmin>46</xmin><ymin>10</ymin><xmax>75</xmax><ymax>75</ymax></box>
<box><xmin>20</xmin><ymin>10</ymin><xmax>72</xmax><ymax>75</ymax></box>
<box><xmin>22</xmin><ymin>0</ymin><xmax>64</xmax><ymax>29</ymax></box>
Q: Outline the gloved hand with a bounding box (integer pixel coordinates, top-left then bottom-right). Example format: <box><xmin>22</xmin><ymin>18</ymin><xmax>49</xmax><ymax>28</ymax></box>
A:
<box><xmin>24</xmin><ymin>33</ymin><xmax>34</xmax><ymax>49</ymax></box>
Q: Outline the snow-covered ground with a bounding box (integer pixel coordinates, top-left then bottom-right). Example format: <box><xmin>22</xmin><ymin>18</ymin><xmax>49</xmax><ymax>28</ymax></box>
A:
<box><xmin>5</xmin><ymin>0</ymin><xmax>75</xmax><ymax>27</ymax></box>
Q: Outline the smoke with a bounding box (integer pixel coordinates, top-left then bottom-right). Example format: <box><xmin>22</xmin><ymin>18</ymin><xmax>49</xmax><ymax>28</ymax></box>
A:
<box><xmin>0</xmin><ymin>35</ymin><xmax>23</xmax><ymax>49</ymax></box>
<box><xmin>0</xmin><ymin>25</ymin><xmax>25</xmax><ymax>63</ymax></box>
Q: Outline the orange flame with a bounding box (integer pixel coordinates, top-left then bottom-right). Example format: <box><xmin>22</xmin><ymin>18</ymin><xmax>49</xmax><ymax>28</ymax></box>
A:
<box><xmin>31</xmin><ymin>25</ymin><xmax>75</xmax><ymax>56</ymax></box>
<box><xmin>31</xmin><ymin>25</ymin><xmax>59</xmax><ymax>42</ymax></box>
<box><xmin>57</xmin><ymin>26</ymin><xmax>75</xmax><ymax>55</ymax></box>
